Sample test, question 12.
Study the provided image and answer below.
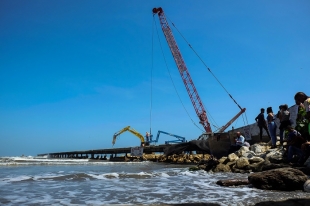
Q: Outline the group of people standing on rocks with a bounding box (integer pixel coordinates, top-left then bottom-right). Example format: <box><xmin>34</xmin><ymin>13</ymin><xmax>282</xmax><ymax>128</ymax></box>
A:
<box><xmin>254</xmin><ymin>91</ymin><xmax>310</xmax><ymax>165</ymax></box>
<box><xmin>255</xmin><ymin>104</ymin><xmax>291</xmax><ymax>148</ymax></box>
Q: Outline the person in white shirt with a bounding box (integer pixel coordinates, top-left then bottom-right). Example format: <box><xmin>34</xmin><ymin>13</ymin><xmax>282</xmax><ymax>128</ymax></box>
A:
<box><xmin>235</xmin><ymin>132</ymin><xmax>245</xmax><ymax>147</ymax></box>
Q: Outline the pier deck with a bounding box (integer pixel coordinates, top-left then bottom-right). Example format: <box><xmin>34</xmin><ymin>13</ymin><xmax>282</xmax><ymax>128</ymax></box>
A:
<box><xmin>37</xmin><ymin>144</ymin><xmax>168</xmax><ymax>158</ymax></box>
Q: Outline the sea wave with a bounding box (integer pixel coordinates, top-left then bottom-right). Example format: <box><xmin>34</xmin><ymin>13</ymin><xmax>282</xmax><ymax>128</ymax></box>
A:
<box><xmin>0</xmin><ymin>167</ymin><xmax>208</xmax><ymax>185</ymax></box>
<box><xmin>0</xmin><ymin>156</ymin><xmax>148</xmax><ymax>166</ymax></box>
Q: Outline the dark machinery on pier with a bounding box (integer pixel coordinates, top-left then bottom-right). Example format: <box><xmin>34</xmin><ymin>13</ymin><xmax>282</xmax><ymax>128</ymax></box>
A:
<box><xmin>152</xmin><ymin>7</ymin><xmax>246</xmax><ymax>138</ymax></box>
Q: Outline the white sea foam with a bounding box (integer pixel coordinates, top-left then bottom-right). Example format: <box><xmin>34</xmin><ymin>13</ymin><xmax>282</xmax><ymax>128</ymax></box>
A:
<box><xmin>159</xmin><ymin>172</ymin><xmax>170</xmax><ymax>177</ymax></box>
<box><xmin>88</xmin><ymin>173</ymin><xmax>108</xmax><ymax>180</ymax></box>
<box><xmin>3</xmin><ymin>175</ymin><xmax>33</xmax><ymax>182</ymax></box>
<box><xmin>102</xmin><ymin>172</ymin><xmax>120</xmax><ymax>178</ymax></box>
<box><xmin>179</xmin><ymin>170</ymin><xmax>200</xmax><ymax>176</ymax></box>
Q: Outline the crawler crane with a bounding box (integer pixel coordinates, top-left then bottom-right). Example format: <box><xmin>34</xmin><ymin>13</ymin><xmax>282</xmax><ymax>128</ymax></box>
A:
<box><xmin>152</xmin><ymin>7</ymin><xmax>246</xmax><ymax>138</ymax></box>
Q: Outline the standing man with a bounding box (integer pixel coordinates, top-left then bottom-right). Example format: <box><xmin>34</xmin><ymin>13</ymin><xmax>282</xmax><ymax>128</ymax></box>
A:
<box><xmin>255</xmin><ymin>108</ymin><xmax>271</xmax><ymax>141</ymax></box>
<box><xmin>294</xmin><ymin>92</ymin><xmax>310</xmax><ymax>141</ymax></box>
<box><xmin>279</xmin><ymin>104</ymin><xmax>291</xmax><ymax>145</ymax></box>
<box><xmin>145</xmin><ymin>132</ymin><xmax>150</xmax><ymax>142</ymax></box>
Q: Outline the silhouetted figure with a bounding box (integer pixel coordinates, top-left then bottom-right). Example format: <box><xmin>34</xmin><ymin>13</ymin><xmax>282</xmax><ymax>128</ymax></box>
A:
<box><xmin>255</xmin><ymin>108</ymin><xmax>271</xmax><ymax>141</ymax></box>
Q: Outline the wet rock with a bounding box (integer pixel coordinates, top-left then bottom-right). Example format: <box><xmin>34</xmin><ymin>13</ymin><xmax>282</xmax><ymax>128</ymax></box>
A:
<box><xmin>231</xmin><ymin>165</ymin><xmax>251</xmax><ymax>173</ymax></box>
<box><xmin>261</xmin><ymin>163</ymin><xmax>290</xmax><ymax>171</ymax></box>
<box><xmin>248</xmin><ymin>168</ymin><xmax>308</xmax><ymax>191</ymax></box>
<box><xmin>189</xmin><ymin>166</ymin><xmax>200</xmax><ymax>171</ymax></box>
<box><xmin>254</xmin><ymin>198</ymin><xmax>310</xmax><ymax>206</ymax></box>
<box><xmin>213</xmin><ymin>163</ymin><xmax>231</xmax><ymax>173</ymax></box>
<box><xmin>246</xmin><ymin>160</ymin><xmax>266</xmax><ymax>172</ymax></box>
<box><xmin>216</xmin><ymin>179</ymin><xmax>249</xmax><ymax>187</ymax></box>
<box><xmin>198</xmin><ymin>156</ymin><xmax>219</xmax><ymax>172</ymax></box>
<box><xmin>198</xmin><ymin>164</ymin><xmax>206</xmax><ymax>170</ymax></box>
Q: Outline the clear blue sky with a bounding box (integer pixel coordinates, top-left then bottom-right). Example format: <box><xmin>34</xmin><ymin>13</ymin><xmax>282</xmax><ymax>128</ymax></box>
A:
<box><xmin>1</xmin><ymin>0</ymin><xmax>309</xmax><ymax>156</ymax></box>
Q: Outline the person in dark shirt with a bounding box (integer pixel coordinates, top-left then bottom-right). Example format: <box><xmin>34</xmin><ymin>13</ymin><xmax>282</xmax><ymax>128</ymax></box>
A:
<box><xmin>255</xmin><ymin>108</ymin><xmax>271</xmax><ymax>141</ymax></box>
<box><xmin>286</xmin><ymin>125</ymin><xmax>306</xmax><ymax>165</ymax></box>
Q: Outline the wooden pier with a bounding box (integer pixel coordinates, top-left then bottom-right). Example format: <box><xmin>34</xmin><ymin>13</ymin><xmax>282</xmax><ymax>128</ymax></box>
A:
<box><xmin>37</xmin><ymin>144</ymin><xmax>168</xmax><ymax>159</ymax></box>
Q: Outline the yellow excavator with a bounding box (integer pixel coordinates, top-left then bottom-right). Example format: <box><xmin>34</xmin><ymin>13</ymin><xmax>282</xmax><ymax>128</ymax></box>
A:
<box><xmin>112</xmin><ymin>126</ymin><xmax>146</xmax><ymax>146</ymax></box>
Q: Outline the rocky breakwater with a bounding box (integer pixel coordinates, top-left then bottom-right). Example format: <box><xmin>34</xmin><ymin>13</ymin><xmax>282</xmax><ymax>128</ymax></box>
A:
<box><xmin>142</xmin><ymin>153</ymin><xmax>212</xmax><ymax>164</ymax></box>
<box><xmin>186</xmin><ymin>142</ymin><xmax>310</xmax><ymax>193</ymax></box>
<box><xmin>141</xmin><ymin>143</ymin><xmax>310</xmax><ymax>193</ymax></box>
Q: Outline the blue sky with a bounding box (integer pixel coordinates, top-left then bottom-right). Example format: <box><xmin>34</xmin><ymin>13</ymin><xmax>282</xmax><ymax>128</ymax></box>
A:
<box><xmin>1</xmin><ymin>0</ymin><xmax>309</xmax><ymax>156</ymax></box>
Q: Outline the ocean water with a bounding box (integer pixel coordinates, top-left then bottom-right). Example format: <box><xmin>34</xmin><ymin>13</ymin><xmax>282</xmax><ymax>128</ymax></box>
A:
<box><xmin>0</xmin><ymin>157</ymin><xmax>310</xmax><ymax>206</ymax></box>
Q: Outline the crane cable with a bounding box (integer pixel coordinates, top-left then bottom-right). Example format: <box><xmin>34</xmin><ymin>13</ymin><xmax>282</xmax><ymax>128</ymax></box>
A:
<box><xmin>153</xmin><ymin>16</ymin><xmax>218</xmax><ymax>132</ymax></box>
<box><xmin>150</xmin><ymin>15</ymin><xmax>154</xmax><ymax>136</ymax></box>
<box><xmin>168</xmin><ymin>17</ymin><xmax>249</xmax><ymax>126</ymax></box>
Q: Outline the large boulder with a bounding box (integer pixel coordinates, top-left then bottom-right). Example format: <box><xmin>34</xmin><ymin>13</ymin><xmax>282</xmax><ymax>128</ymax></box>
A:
<box><xmin>266</xmin><ymin>149</ymin><xmax>285</xmax><ymax>164</ymax></box>
<box><xmin>235</xmin><ymin>157</ymin><xmax>250</xmax><ymax>169</ymax></box>
<box><xmin>235</xmin><ymin>146</ymin><xmax>249</xmax><ymax>157</ymax></box>
<box><xmin>228</xmin><ymin>153</ymin><xmax>239</xmax><ymax>162</ymax></box>
<box><xmin>246</xmin><ymin>160</ymin><xmax>266</xmax><ymax>172</ymax></box>
<box><xmin>250</xmin><ymin>143</ymin><xmax>269</xmax><ymax>154</ymax></box>
<box><xmin>248</xmin><ymin>168</ymin><xmax>308</xmax><ymax>191</ymax></box>
<box><xmin>261</xmin><ymin>162</ymin><xmax>290</xmax><ymax>171</ymax></box>
<box><xmin>241</xmin><ymin>151</ymin><xmax>256</xmax><ymax>159</ymax></box>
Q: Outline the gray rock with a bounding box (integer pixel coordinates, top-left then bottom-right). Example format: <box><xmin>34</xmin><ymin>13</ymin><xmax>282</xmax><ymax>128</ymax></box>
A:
<box><xmin>235</xmin><ymin>146</ymin><xmax>249</xmax><ymax>157</ymax></box>
<box><xmin>261</xmin><ymin>163</ymin><xmax>289</xmax><ymax>171</ymax></box>
<box><xmin>246</xmin><ymin>160</ymin><xmax>266</xmax><ymax>172</ymax></box>
<box><xmin>231</xmin><ymin>165</ymin><xmax>251</xmax><ymax>173</ymax></box>
<box><xmin>248</xmin><ymin>157</ymin><xmax>264</xmax><ymax>164</ymax></box>
<box><xmin>248</xmin><ymin>168</ymin><xmax>308</xmax><ymax>191</ymax></box>
<box><xmin>242</xmin><ymin>151</ymin><xmax>256</xmax><ymax>159</ymax></box>
<box><xmin>216</xmin><ymin>179</ymin><xmax>249</xmax><ymax>187</ymax></box>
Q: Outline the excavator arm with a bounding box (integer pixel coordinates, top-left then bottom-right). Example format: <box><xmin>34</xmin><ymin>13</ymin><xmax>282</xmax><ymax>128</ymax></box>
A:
<box><xmin>127</xmin><ymin>128</ymin><xmax>145</xmax><ymax>143</ymax></box>
<box><xmin>112</xmin><ymin>126</ymin><xmax>145</xmax><ymax>146</ymax></box>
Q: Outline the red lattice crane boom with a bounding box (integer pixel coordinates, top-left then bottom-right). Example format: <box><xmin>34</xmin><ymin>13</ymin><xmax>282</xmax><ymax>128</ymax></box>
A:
<box><xmin>152</xmin><ymin>7</ymin><xmax>212</xmax><ymax>134</ymax></box>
